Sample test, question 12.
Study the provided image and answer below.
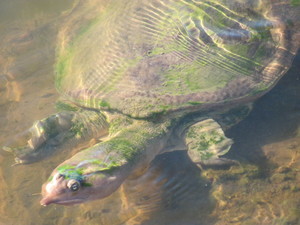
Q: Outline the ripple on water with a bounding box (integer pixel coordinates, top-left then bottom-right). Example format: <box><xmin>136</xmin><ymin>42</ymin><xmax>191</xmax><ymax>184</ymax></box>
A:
<box><xmin>0</xmin><ymin>1</ymin><xmax>299</xmax><ymax>225</ymax></box>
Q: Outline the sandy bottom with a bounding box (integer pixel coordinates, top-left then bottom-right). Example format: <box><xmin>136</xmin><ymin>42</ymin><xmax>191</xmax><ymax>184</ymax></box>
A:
<box><xmin>0</xmin><ymin>3</ymin><xmax>299</xmax><ymax>223</ymax></box>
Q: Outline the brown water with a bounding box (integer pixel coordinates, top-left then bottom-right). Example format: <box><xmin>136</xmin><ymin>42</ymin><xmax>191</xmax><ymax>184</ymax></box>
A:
<box><xmin>0</xmin><ymin>1</ymin><xmax>300</xmax><ymax>224</ymax></box>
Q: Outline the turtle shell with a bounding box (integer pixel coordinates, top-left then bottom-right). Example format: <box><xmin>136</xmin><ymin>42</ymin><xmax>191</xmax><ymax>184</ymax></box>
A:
<box><xmin>55</xmin><ymin>0</ymin><xmax>299</xmax><ymax>118</ymax></box>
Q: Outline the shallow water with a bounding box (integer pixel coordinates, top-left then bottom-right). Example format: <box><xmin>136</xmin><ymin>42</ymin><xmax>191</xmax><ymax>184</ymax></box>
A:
<box><xmin>0</xmin><ymin>1</ymin><xmax>300</xmax><ymax>225</ymax></box>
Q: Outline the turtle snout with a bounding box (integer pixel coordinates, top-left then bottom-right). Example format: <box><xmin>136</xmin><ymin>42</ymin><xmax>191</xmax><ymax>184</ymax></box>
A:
<box><xmin>40</xmin><ymin>196</ymin><xmax>55</xmax><ymax>206</ymax></box>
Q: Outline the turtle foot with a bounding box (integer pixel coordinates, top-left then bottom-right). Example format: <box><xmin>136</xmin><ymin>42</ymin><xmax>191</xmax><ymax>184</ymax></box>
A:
<box><xmin>3</xmin><ymin>112</ymin><xmax>74</xmax><ymax>164</ymax></box>
<box><xmin>3</xmin><ymin>110</ymin><xmax>109</xmax><ymax>164</ymax></box>
<box><xmin>185</xmin><ymin>118</ymin><xmax>236</xmax><ymax>170</ymax></box>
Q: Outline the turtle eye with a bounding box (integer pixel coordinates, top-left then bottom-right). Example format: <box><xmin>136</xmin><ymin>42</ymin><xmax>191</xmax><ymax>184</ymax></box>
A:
<box><xmin>67</xmin><ymin>179</ymin><xmax>80</xmax><ymax>192</ymax></box>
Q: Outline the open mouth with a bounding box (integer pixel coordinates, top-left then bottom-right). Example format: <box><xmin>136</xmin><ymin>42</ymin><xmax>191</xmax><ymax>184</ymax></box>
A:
<box><xmin>40</xmin><ymin>198</ymin><xmax>84</xmax><ymax>206</ymax></box>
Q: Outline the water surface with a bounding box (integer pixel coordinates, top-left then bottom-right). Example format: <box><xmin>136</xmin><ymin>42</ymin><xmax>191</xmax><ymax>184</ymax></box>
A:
<box><xmin>0</xmin><ymin>1</ymin><xmax>300</xmax><ymax>224</ymax></box>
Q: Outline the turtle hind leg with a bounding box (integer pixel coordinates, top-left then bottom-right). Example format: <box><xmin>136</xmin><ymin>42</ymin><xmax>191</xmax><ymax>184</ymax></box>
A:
<box><xmin>3</xmin><ymin>109</ymin><xmax>109</xmax><ymax>164</ymax></box>
<box><xmin>185</xmin><ymin>119</ymin><xmax>237</xmax><ymax>169</ymax></box>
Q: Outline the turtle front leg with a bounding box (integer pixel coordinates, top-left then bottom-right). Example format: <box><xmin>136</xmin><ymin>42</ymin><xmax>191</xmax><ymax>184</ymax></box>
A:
<box><xmin>3</xmin><ymin>109</ymin><xmax>109</xmax><ymax>164</ymax></box>
<box><xmin>185</xmin><ymin>119</ymin><xmax>237</xmax><ymax>169</ymax></box>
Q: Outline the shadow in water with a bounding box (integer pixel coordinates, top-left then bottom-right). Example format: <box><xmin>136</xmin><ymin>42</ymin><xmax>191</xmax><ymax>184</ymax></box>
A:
<box><xmin>226</xmin><ymin>51</ymin><xmax>300</xmax><ymax>167</ymax></box>
<box><xmin>120</xmin><ymin>150</ymin><xmax>216</xmax><ymax>225</ymax></box>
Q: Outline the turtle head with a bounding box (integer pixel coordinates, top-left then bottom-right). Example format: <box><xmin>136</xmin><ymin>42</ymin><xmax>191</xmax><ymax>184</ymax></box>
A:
<box><xmin>40</xmin><ymin>160</ymin><xmax>127</xmax><ymax>206</ymax></box>
<box><xmin>40</xmin><ymin>172</ymin><xmax>86</xmax><ymax>206</ymax></box>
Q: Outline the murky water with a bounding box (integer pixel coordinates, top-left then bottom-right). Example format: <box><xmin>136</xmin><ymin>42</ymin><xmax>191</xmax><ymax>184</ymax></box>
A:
<box><xmin>0</xmin><ymin>1</ymin><xmax>300</xmax><ymax>225</ymax></box>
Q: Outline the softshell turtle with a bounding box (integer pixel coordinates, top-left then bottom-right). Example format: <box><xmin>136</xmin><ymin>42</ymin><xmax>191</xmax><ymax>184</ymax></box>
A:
<box><xmin>3</xmin><ymin>0</ymin><xmax>299</xmax><ymax>206</ymax></box>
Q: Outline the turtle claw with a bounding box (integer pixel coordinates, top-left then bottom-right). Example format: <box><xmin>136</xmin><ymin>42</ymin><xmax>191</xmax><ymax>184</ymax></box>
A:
<box><xmin>11</xmin><ymin>161</ymin><xmax>23</xmax><ymax>167</ymax></box>
<box><xmin>3</xmin><ymin>110</ymin><xmax>109</xmax><ymax>164</ymax></box>
<box><xmin>3</xmin><ymin>112</ymin><xmax>74</xmax><ymax>164</ymax></box>
<box><xmin>3</xmin><ymin>129</ymin><xmax>39</xmax><ymax>164</ymax></box>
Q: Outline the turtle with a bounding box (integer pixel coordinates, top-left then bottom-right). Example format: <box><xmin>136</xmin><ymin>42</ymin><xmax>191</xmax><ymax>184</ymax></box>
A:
<box><xmin>3</xmin><ymin>0</ymin><xmax>299</xmax><ymax>206</ymax></box>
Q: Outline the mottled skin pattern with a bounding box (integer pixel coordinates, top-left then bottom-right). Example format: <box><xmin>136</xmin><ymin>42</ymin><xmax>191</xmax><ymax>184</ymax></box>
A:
<box><xmin>3</xmin><ymin>0</ymin><xmax>299</xmax><ymax>206</ymax></box>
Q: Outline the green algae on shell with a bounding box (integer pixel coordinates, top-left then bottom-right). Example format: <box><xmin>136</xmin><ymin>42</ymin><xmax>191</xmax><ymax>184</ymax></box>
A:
<box><xmin>53</xmin><ymin>0</ymin><xmax>292</xmax><ymax>118</ymax></box>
